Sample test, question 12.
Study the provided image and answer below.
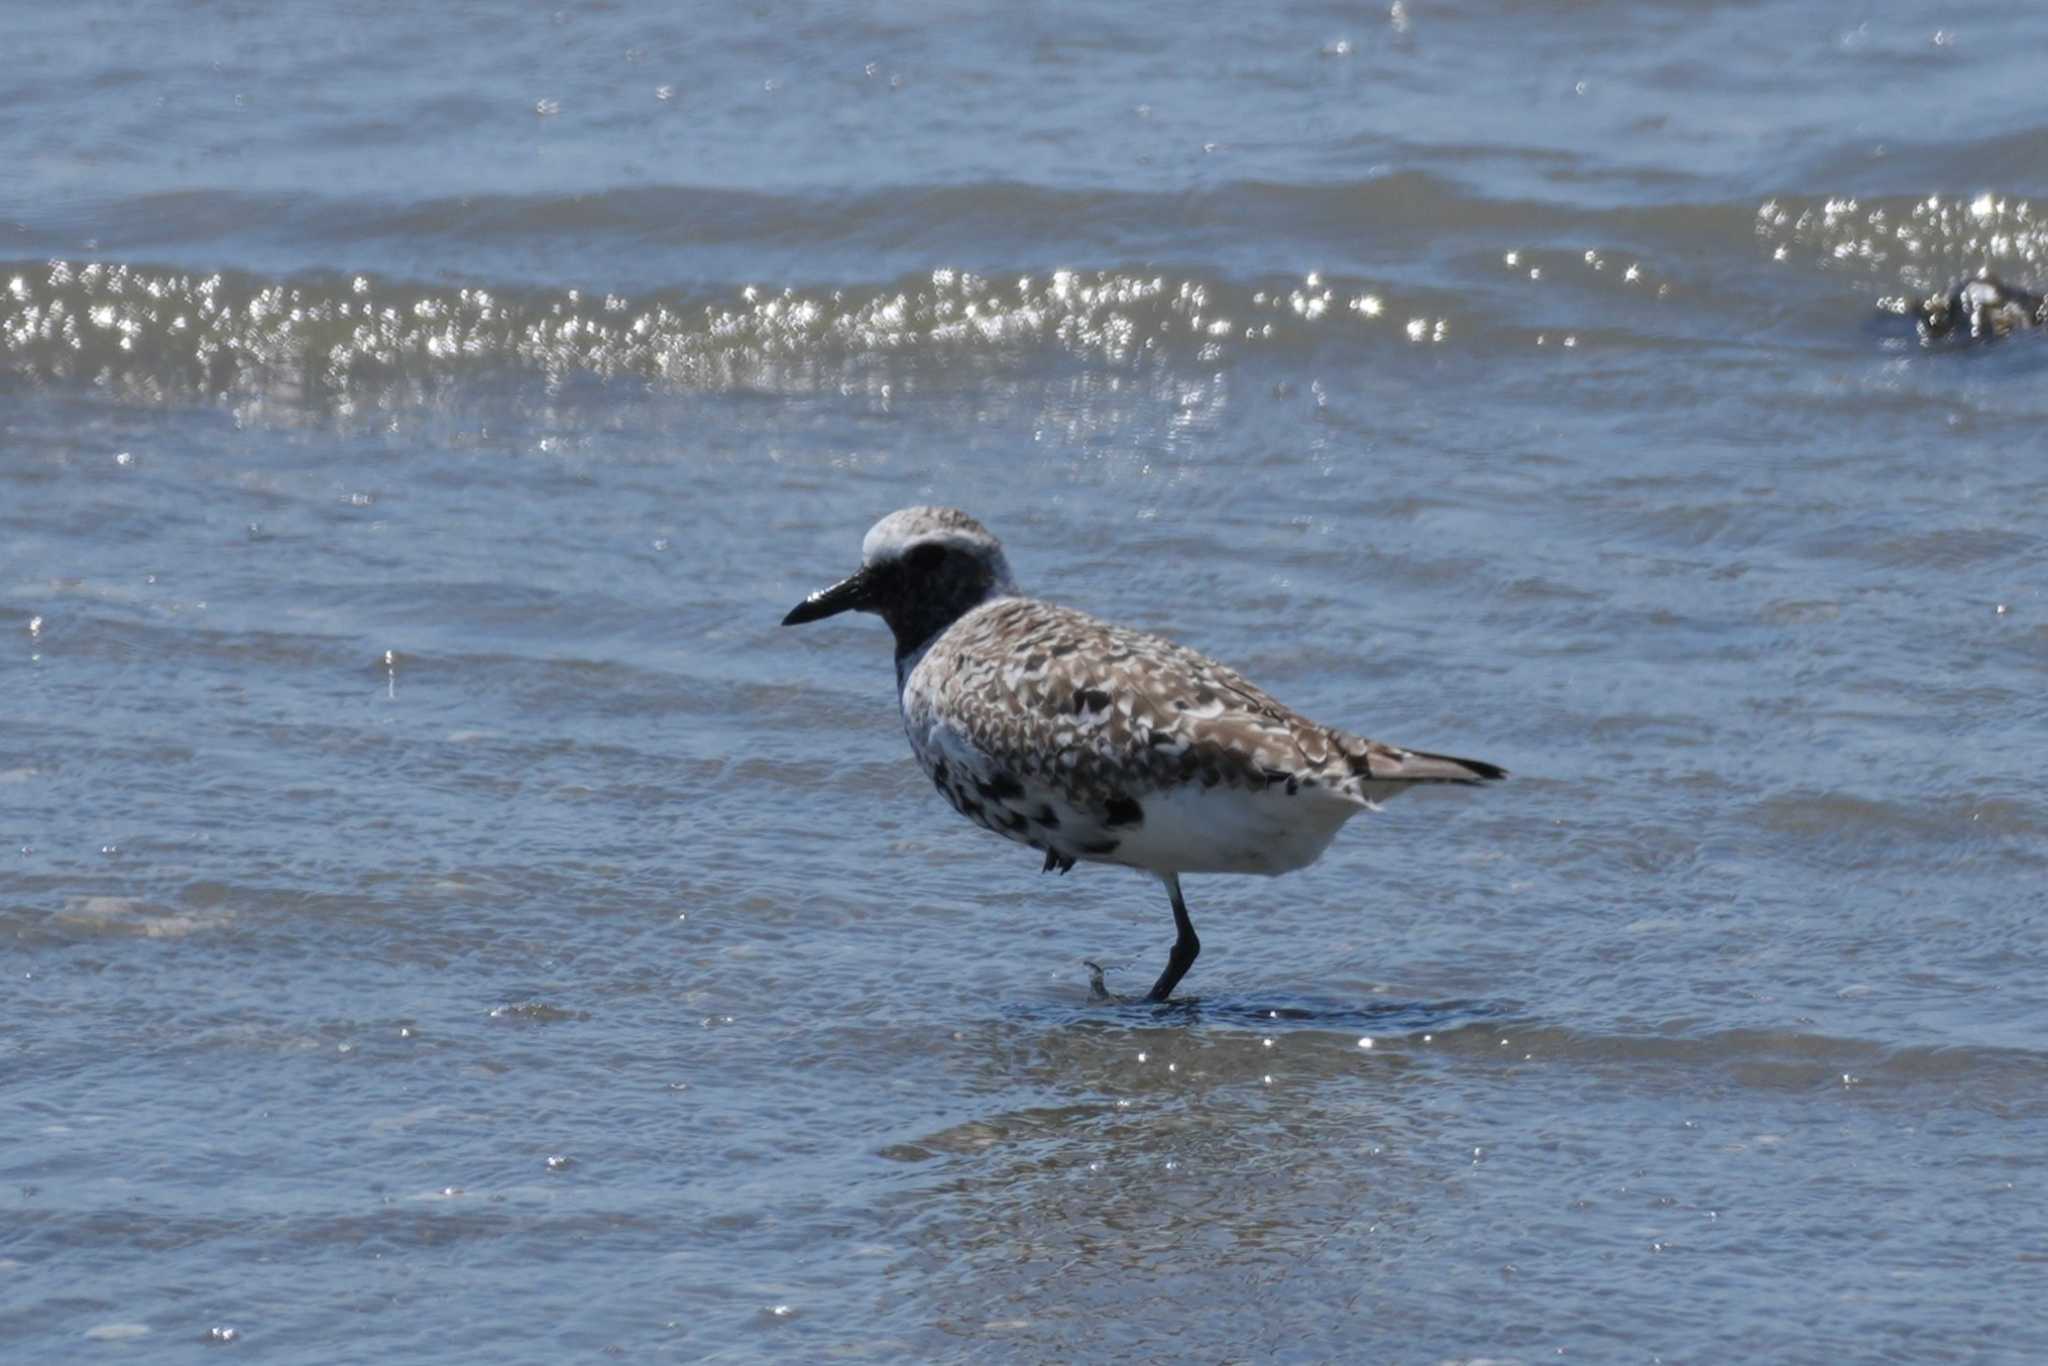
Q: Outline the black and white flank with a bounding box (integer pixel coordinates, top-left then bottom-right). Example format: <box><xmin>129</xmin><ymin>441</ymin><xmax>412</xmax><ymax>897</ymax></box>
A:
<box><xmin>782</xmin><ymin>507</ymin><xmax>1506</xmax><ymax>1002</ymax></box>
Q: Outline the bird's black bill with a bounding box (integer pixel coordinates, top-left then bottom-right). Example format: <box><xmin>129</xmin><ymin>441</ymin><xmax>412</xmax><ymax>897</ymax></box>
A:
<box><xmin>781</xmin><ymin>566</ymin><xmax>876</xmax><ymax>625</ymax></box>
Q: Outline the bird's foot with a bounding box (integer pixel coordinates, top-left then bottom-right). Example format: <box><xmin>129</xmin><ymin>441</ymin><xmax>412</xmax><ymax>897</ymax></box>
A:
<box><xmin>1084</xmin><ymin>961</ymin><xmax>1191</xmax><ymax>1007</ymax></box>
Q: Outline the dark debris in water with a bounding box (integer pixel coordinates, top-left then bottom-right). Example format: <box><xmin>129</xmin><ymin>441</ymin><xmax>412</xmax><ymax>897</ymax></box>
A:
<box><xmin>486</xmin><ymin>1000</ymin><xmax>588</xmax><ymax>1024</ymax></box>
<box><xmin>1883</xmin><ymin>271</ymin><xmax>2048</xmax><ymax>346</ymax></box>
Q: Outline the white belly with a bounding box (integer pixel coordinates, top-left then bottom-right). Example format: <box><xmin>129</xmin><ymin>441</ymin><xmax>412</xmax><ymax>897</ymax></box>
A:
<box><xmin>1101</xmin><ymin>781</ymin><xmax>1364</xmax><ymax>876</ymax></box>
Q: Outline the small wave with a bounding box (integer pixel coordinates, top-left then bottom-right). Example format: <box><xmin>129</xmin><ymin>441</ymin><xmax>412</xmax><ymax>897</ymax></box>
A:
<box><xmin>1754</xmin><ymin>191</ymin><xmax>2048</xmax><ymax>296</ymax></box>
<box><xmin>42</xmin><ymin>895</ymin><xmax>232</xmax><ymax>940</ymax></box>
<box><xmin>0</xmin><ymin>257</ymin><xmax>1488</xmax><ymax>412</ymax></box>
<box><xmin>14</xmin><ymin>188</ymin><xmax>2019</xmax><ymax>415</ymax></box>
<box><xmin>1267</xmin><ymin>1019</ymin><xmax>2048</xmax><ymax>1095</ymax></box>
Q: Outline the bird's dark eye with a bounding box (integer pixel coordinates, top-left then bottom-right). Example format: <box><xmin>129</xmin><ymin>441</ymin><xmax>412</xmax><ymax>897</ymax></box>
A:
<box><xmin>906</xmin><ymin>543</ymin><xmax>948</xmax><ymax>574</ymax></box>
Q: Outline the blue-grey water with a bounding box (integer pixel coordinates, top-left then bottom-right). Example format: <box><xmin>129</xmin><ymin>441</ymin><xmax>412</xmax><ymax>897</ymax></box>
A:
<box><xmin>6</xmin><ymin>2</ymin><xmax>2048</xmax><ymax>1361</ymax></box>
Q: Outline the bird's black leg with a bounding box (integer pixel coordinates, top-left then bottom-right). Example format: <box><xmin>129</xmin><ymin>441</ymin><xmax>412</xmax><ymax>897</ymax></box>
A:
<box><xmin>1145</xmin><ymin>873</ymin><xmax>1200</xmax><ymax>1003</ymax></box>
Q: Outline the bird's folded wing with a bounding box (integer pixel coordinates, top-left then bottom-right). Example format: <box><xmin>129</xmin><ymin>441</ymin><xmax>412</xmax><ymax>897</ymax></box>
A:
<box><xmin>940</xmin><ymin>602</ymin><xmax>1501</xmax><ymax>811</ymax></box>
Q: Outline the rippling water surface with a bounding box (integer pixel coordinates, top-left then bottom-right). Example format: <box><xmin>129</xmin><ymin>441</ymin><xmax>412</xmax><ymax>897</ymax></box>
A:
<box><xmin>6</xmin><ymin>2</ymin><xmax>2048</xmax><ymax>1361</ymax></box>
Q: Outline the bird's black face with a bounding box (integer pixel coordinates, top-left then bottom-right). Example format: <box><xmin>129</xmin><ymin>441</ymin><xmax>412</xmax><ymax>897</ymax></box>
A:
<box><xmin>782</xmin><ymin>541</ymin><xmax>993</xmax><ymax>658</ymax></box>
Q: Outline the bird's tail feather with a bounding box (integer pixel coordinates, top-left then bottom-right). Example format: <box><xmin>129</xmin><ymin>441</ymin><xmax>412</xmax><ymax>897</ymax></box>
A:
<box><xmin>1328</xmin><ymin>730</ymin><xmax>1508</xmax><ymax>786</ymax></box>
<box><xmin>1382</xmin><ymin>747</ymin><xmax>1507</xmax><ymax>783</ymax></box>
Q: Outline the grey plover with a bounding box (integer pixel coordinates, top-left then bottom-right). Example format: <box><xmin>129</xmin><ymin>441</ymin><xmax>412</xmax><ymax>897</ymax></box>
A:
<box><xmin>783</xmin><ymin>507</ymin><xmax>1506</xmax><ymax>1001</ymax></box>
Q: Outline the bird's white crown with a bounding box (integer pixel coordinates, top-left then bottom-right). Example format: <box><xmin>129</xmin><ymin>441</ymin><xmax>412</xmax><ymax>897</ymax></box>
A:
<box><xmin>861</xmin><ymin>506</ymin><xmax>1017</xmax><ymax>592</ymax></box>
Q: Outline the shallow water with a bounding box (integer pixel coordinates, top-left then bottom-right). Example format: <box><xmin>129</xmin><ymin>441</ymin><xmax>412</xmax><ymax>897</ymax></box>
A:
<box><xmin>5</xmin><ymin>1</ymin><xmax>2048</xmax><ymax>1361</ymax></box>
